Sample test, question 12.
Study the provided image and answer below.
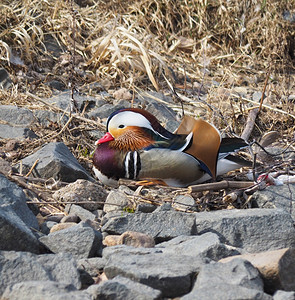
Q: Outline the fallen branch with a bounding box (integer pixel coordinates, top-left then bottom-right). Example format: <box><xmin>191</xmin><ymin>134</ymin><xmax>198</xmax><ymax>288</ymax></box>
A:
<box><xmin>188</xmin><ymin>180</ymin><xmax>255</xmax><ymax>193</ymax></box>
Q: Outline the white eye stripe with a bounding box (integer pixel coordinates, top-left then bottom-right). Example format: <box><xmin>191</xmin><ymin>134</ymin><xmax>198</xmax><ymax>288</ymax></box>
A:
<box><xmin>108</xmin><ymin>111</ymin><xmax>169</xmax><ymax>139</ymax></box>
<box><xmin>109</xmin><ymin>111</ymin><xmax>153</xmax><ymax>131</ymax></box>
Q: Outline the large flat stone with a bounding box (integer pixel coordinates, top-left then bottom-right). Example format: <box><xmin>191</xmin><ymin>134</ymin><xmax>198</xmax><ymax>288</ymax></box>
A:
<box><xmin>2</xmin><ymin>281</ymin><xmax>90</xmax><ymax>300</ymax></box>
<box><xmin>194</xmin><ymin>208</ymin><xmax>295</xmax><ymax>252</ymax></box>
<box><xmin>102</xmin><ymin>210</ymin><xmax>196</xmax><ymax>242</ymax></box>
<box><xmin>156</xmin><ymin>232</ymin><xmax>241</xmax><ymax>261</ymax></box>
<box><xmin>0</xmin><ymin>251</ymin><xmax>81</xmax><ymax>296</ymax></box>
<box><xmin>103</xmin><ymin>246</ymin><xmax>209</xmax><ymax>298</ymax></box>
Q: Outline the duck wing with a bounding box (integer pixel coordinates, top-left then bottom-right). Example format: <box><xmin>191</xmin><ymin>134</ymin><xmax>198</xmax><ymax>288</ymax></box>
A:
<box><xmin>176</xmin><ymin>115</ymin><xmax>221</xmax><ymax>178</ymax></box>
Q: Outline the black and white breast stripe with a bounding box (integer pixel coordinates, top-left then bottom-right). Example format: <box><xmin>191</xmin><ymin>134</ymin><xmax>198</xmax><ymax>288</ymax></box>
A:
<box><xmin>124</xmin><ymin>151</ymin><xmax>141</xmax><ymax>179</ymax></box>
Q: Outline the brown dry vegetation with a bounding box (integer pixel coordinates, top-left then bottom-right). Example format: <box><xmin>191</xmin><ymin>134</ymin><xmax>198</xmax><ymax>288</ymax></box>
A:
<box><xmin>0</xmin><ymin>0</ymin><xmax>294</xmax><ymax>211</ymax></box>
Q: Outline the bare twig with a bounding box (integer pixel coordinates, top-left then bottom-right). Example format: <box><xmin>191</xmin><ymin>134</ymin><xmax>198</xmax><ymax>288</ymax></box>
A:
<box><xmin>188</xmin><ymin>180</ymin><xmax>255</xmax><ymax>193</ymax></box>
<box><xmin>258</xmin><ymin>69</ymin><xmax>270</xmax><ymax>113</ymax></box>
<box><xmin>25</xmin><ymin>159</ymin><xmax>39</xmax><ymax>177</ymax></box>
<box><xmin>241</xmin><ymin>107</ymin><xmax>259</xmax><ymax>141</ymax></box>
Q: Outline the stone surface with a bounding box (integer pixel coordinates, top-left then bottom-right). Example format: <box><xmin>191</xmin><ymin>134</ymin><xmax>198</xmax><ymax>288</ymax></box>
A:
<box><xmin>119</xmin><ymin>231</ymin><xmax>155</xmax><ymax>248</ymax></box>
<box><xmin>19</xmin><ymin>142</ymin><xmax>92</xmax><ymax>182</ymax></box>
<box><xmin>103</xmin><ymin>190</ymin><xmax>130</xmax><ymax>213</ymax></box>
<box><xmin>195</xmin><ymin>258</ymin><xmax>264</xmax><ymax>291</ymax></box>
<box><xmin>40</xmin><ymin>220</ymin><xmax>58</xmax><ymax>234</ymax></box>
<box><xmin>86</xmin><ymin>99</ymin><xmax>131</xmax><ymax>119</ymax></box>
<box><xmin>103</xmin><ymin>234</ymin><xmax>121</xmax><ymax>246</ymax></box>
<box><xmin>194</xmin><ymin>208</ymin><xmax>295</xmax><ymax>252</ymax></box>
<box><xmin>0</xmin><ymin>174</ymin><xmax>39</xmax><ymax>253</ymax></box>
<box><xmin>60</xmin><ymin>214</ymin><xmax>80</xmax><ymax>223</ymax></box>
<box><xmin>53</xmin><ymin>179</ymin><xmax>107</xmax><ymax>211</ymax></box>
<box><xmin>39</xmin><ymin>221</ymin><xmax>103</xmax><ymax>259</ymax></box>
<box><xmin>50</xmin><ymin>222</ymin><xmax>77</xmax><ymax>233</ymax></box>
<box><xmin>65</xmin><ymin>204</ymin><xmax>96</xmax><ymax>221</ymax></box>
<box><xmin>156</xmin><ymin>232</ymin><xmax>241</xmax><ymax>261</ymax></box>
<box><xmin>33</xmin><ymin>110</ymin><xmax>69</xmax><ymax>127</ymax></box>
<box><xmin>77</xmin><ymin>257</ymin><xmax>107</xmax><ymax>277</ymax></box>
<box><xmin>181</xmin><ymin>283</ymin><xmax>272</xmax><ymax>300</ymax></box>
<box><xmin>102</xmin><ymin>210</ymin><xmax>196</xmax><ymax>243</ymax></box>
<box><xmin>46</xmin><ymin>92</ymin><xmax>97</xmax><ymax>112</ymax></box>
<box><xmin>0</xmin><ymin>124</ymin><xmax>38</xmax><ymax>139</ymax></box>
<box><xmin>251</xmin><ymin>184</ymin><xmax>295</xmax><ymax>220</ymax></box>
<box><xmin>0</xmin><ymin>105</ymin><xmax>34</xmax><ymax>126</ymax></box>
<box><xmin>0</xmin><ymin>68</ymin><xmax>12</xmax><ymax>89</ymax></box>
<box><xmin>2</xmin><ymin>281</ymin><xmax>90</xmax><ymax>300</ymax></box>
<box><xmin>220</xmin><ymin>248</ymin><xmax>295</xmax><ymax>294</ymax></box>
<box><xmin>173</xmin><ymin>194</ymin><xmax>196</xmax><ymax>211</ymax></box>
<box><xmin>273</xmin><ymin>290</ymin><xmax>295</xmax><ymax>300</ymax></box>
<box><xmin>86</xmin><ymin>275</ymin><xmax>162</xmax><ymax>300</ymax></box>
<box><xmin>103</xmin><ymin>246</ymin><xmax>209</xmax><ymax>298</ymax></box>
<box><xmin>138</xmin><ymin>92</ymin><xmax>179</xmax><ymax>132</ymax></box>
<box><xmin>0</xmin><ymin>251</ymin><xmax>81</xmax><ymax>295</ymax></box>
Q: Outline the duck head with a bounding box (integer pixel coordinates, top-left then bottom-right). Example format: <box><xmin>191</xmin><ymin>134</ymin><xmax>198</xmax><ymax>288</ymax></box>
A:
<box><xmin>96</xmin><ymin>108</ymin><xmax>174</xmax><ymax>151</ymax></box>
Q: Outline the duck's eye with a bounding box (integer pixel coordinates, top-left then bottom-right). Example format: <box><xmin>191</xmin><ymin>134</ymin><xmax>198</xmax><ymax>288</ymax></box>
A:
<box><xmin>118</xmin><ymin>124</ymin><xmax>125</xmax><ymax>129</ymax></box>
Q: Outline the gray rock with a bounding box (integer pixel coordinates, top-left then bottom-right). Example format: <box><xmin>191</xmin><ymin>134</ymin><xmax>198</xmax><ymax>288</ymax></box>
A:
<box><xmin>141</xmin><ymin>95</ymin><xmax>179</xmax><ymax>132</ymax></box>
<box><xmin>77</xmin><ymin>257</ymin><xmax>107</xmax><ymax>277</ymax></box>
<box><xmin>195</xmin><ymin>258</ymin><xmax>263</xmax><ymax>291</ymax></box>
<box><xmin>87</xmin><ymin>102</ymin><xmax>125</xmax><ymax>119</ymax></box>
<box><xmin>39</xmin><ymin>221</ymin><xmax>103</xmax><ymax>259</ymax></box>
<box><xmin>0</xmin><ymin>68</ymin><xmax>12</xmax><ymax>89</ymax></box>
<box><xmin>102</xmin><ymin>210</ymin><xmax>196</xmax><ymax>243</ymax></box>
<box><xmin>0</xmin><ymin>105</ymin><xmax>34</xmax><ymax>126</ymax></box>
<box><xmin>273</xmin><ymin>290</ymin><xmax>295</xmax><ymax>300</ymax></box>
<box><xmin>33</xmin><ymin>110</ymin><xmax>69</xmax><ymax>127</ymax></box>
<box><xmin>0</xmin><ymin>124</ymin><xmax>38</xmax><ymax>139</ymax></box>
<box><xmin>46</xmin><ymin>92</ymin><xmax>97</xmax><ymax>112</ymax></box>
<box><xmin>53</xmin><ymin>179</ymin><xmax>108</xmax><ymax>211</ymax></box>
<box><xmin>0</xmin><ymin>174</ymin><xmax>39</xmax><ymax>253</ymax></box>
<box><xmin>2</xmin><ymin>281</ymin><xmax>91</xmax><ymax>300</ymax></box>
<box><xmin>0</xmin><ymin>251</ymin><xmax>81</xmax><ymax>295</ymax></box>
<box><xmin>87</xmin><ymin>275</ymin><xmax>162</xmax><ymax>300</ymax></box>
<box><xmin>156</xmin><ymin>232</ymin><xmax>241</xmax><ymax>260</ymax></box>
<box><xmin>252</xmin><ymin>185</ymin><xmax>295</xmax><ymax>220</ymax></box>
<box><xmin>65</xmin><ymin>204</ymin><xmax>96</xmax><ymax>221</ymax></box>
<box><xmin>173</xmin><ymin>194</ymin><xmax>196</xmax><ymax>211</ymax></box>
<box><xmin>136</xmin><ymin>203</ymin><xmax>157</xmax><ymax>213</ymax></box>
<box><xmin>252</xmin><ymin>91</ymin><xmax>265</xmax><ymax>102</ymax></box>
<box><xmin>61</xmin><ymin>214</ymin><xmax>80</xmax><ymax>223</ymax></box>
<box><xmin>103</xmin><ymin>190</ymin><xmax>130</xmax><ymax>213</ymax></box>
<box><xmin>181</xmin><ymin>283</ymin><xmax>272</xmax><ymax>300</ymax></box>
<box><xmin>104</xmin><ymin>247</ymin><xmax>209</xmax><ymax>298</ymax></box>
<box><xmin>19</xmin><ymin>142</ymin><xmax>92</xmax><ymax>182</ymax></box>
<box><xmin>102</xmin><ymin>244</ymin><xmax>162</xmax><ymax>259</ymax></box>
<box><xmin>283</xmin><ymin>11</ymin><xmax>295</xmax><ymax>23</ymax></box>
<box><xmin>40</xmin><ymin>220</ymin><xmax>58</xmax><ymax>234</ymax></box>
<box><xmin>195</xmin><ymin>208</ymin><xmax>295</xmax><ymax>252</ymax></box>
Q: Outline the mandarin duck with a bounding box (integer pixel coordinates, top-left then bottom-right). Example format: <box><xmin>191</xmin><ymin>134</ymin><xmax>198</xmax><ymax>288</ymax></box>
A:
<box><xmin>93</xmin><ymin>108</ymin><xmax>250</xmax><ymax>187</ymax></box>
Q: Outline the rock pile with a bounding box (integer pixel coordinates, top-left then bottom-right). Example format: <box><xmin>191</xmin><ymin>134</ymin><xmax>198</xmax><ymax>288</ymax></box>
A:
<box><xmin>1</xmin><ymin>90</ymin><xmax>295</xmax><ymax>299</ymax></box>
